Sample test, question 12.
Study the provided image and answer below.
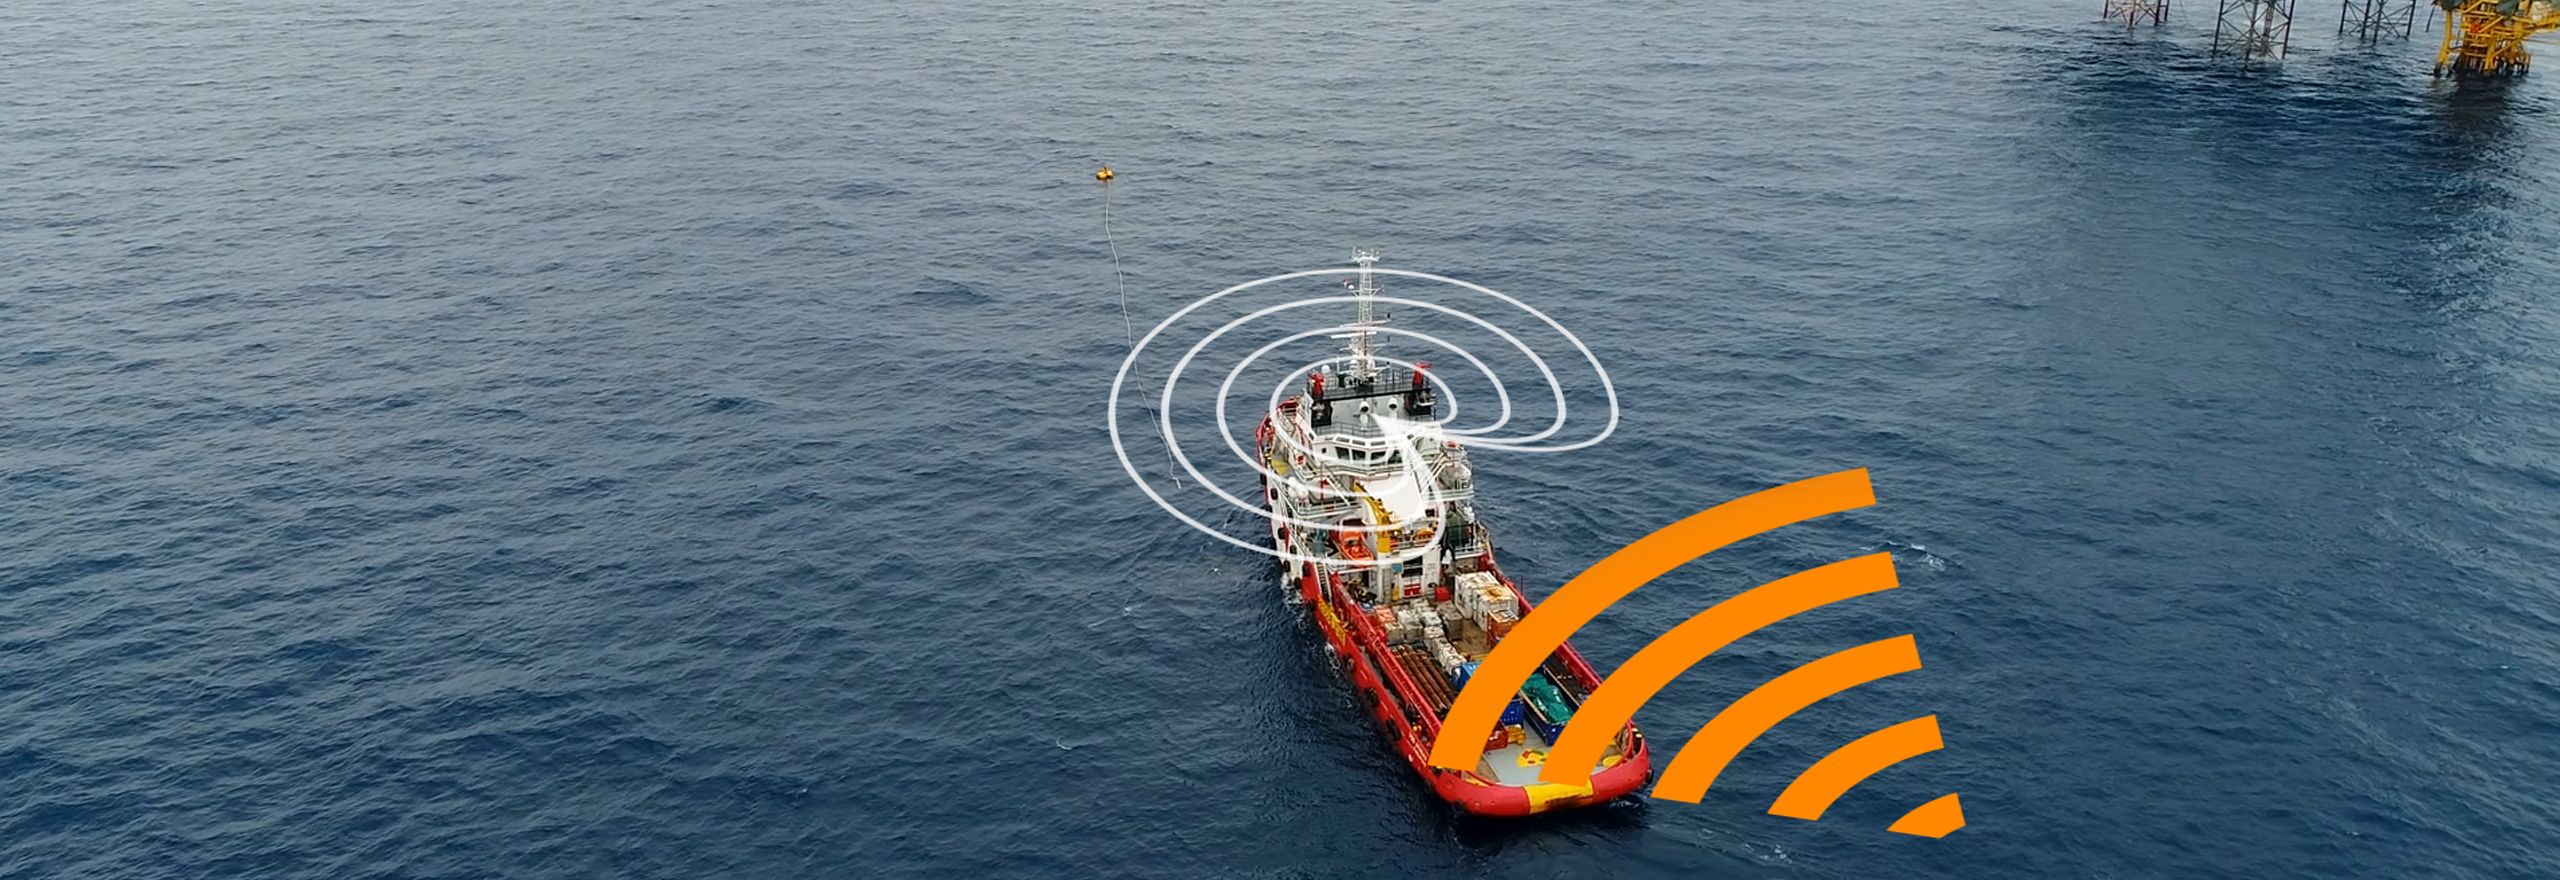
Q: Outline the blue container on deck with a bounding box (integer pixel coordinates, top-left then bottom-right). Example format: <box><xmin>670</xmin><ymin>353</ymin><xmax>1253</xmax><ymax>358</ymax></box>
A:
<box><xmin>1500</xmin><ymin>698</ymin><xmax>1525</xmax><ymax>727</ymax></box>
<box><xmin>1525</xmin><ymin>709</ymin><xmax>1565</xmax><ymax>745</ymax></box>
<box><xmin>1520</xmin><ymin>670</ymin><xmax>1576</xmax><ymax>744</ymax></box>
<box><xmin>1451</xmin><ymin>660</ymin><xmax>1481</xmax><ymax>691</ymax></box>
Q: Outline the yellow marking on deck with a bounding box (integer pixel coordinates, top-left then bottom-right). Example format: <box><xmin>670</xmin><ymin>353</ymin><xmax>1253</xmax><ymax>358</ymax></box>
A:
<box><xmin>1524</xmin><ymin>780</ymin><xmax>1596</xmax><ymax>813</ymax></box>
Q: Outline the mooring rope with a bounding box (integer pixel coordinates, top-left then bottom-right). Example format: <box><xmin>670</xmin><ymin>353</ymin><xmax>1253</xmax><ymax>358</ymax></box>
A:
<box><xmin>1099</xmin><ymin>165</ymin><xmax>1182</xmax><ymax>489</ymax></box>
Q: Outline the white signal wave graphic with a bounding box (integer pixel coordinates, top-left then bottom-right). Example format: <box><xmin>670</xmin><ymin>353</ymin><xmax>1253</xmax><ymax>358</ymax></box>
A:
<box><xmin>1108</xmin><ymin>265</ymin><xmax>1619</xmax><ymax>567</ymax></box>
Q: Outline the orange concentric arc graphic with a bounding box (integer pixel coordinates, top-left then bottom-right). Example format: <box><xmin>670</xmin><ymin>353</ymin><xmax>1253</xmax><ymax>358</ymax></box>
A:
<box><xmin>1537</xmin><ymin>552</ymin><xmax>1903</xmax><ymax>785</ymax></box>
<box><xmin>1425</xmin><ymin>467</ymin><xmax>1879</xmax><ymax>773</ymax></box>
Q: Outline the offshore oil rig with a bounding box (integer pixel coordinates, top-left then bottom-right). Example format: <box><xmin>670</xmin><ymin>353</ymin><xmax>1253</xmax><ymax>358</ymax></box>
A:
<box><xmin>2104</xmin><ymin>0</ymin><xmax>2560</xmax><ymax>76</ymax></box>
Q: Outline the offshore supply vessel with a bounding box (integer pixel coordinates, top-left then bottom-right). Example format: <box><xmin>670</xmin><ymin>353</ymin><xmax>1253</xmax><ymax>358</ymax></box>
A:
<box><xmin>1254</xmin><ymin>251</ymin><xmax>1653</xmax><ymax>816</ymax></box>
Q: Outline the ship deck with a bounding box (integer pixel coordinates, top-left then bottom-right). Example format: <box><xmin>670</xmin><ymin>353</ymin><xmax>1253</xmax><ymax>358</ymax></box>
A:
<box><xmin>1476</xmin><ymin>727</ymin><xmax>1565</xmax><ymax>786</ymax></box>
<box><xmin>1438</xmin><ymin>597</ymin><xmax>1621</xmax><ymax>784</ymax></box>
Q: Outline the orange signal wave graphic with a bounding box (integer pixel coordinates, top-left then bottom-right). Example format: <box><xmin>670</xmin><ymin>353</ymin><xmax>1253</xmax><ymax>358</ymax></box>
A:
<box><xmin>1888</xmin><ymin>792</ymin><xmax>1967</xmax><ymax>838</ymax></box>
<box><xmin>1538</xmin><ymin>553</ymin><xmax>1902</xmax><ymax>784</ymax></box>
<box><xmin>1651</xmin><ymin>634</ymin><xmax>1921</xmax><ymax>801</ymax></box>
<box><xmin>1427</xmin><ymin>468</ymin><xmax>1966</xmax><ymax>836</ymax></box>
<box><xmin>1425</xmin><ymin>467</ymin><xmax>1878</xmax><ymax>773</ymax></box>
<box><xmin>1769</xmin><ymin>715</ymin><xmax>1942</xmax><ymax>821</ymax></box>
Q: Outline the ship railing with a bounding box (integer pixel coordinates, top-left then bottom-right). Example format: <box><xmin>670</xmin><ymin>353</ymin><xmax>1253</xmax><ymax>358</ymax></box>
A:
<box><xmin>1314</xmin><ymin>373</ymin><xmax>1420</xmax><ymax>401</ymax></box>
<box><xmin>1323</xmin><ymin>418</ymin><xmax>1390</xmax><ymax>439</ymax></box>
<box><xmin>1323</xmin><ymin>575</ymin><xmax>1453</xmax><ymax>746</ymax></box>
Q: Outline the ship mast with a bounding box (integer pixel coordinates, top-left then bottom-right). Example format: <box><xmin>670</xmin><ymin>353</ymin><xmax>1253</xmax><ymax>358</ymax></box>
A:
<box><xmin>1347</xmin><ymin>248</ymin><xmax>1381</xmax><ymax>383</ymax></box>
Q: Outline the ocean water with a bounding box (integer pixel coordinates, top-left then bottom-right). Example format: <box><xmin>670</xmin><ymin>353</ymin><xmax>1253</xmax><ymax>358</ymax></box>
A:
<box><xmin>5</xmin><ymin>0</ymin><xmax>2558</xmax><ymax>877</ymax></box>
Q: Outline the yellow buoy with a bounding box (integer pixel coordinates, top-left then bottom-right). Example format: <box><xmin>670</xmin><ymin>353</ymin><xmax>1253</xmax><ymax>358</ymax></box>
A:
<box><xmin>1095</xmin><ymin>166</ymin><xmax>1114</xmax><ymax>183</ymax></box>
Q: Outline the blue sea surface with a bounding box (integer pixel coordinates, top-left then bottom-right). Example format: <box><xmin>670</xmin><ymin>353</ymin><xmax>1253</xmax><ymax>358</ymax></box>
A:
<box><xmin>5</xmin><ymin>0</ymin><xmax>2559</xmax><ymax>877</ymax></box>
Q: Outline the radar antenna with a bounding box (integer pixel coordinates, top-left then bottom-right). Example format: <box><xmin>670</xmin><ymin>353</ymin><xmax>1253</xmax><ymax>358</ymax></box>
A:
<box><xmin>1347</xmin><ymin>249</ymin><xmax>1382</xmax><ymax>383</ymax></box>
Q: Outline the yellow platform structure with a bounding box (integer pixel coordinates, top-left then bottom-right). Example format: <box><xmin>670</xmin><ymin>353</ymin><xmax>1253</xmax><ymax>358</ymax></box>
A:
<box><xmin>2435</xmin><ymin>0</ymin><xmax>2560</xmax><ymax>77</ymax></box>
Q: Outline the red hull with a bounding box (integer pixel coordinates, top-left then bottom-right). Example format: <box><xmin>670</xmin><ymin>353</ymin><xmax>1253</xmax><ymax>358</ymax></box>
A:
<box><xmin>1291</xmin><ymin>549</ymin><xmax>1655</xmax><ymax>816</ymax></box>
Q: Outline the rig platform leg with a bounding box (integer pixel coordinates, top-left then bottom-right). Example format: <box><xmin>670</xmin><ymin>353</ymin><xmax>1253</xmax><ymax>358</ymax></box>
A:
<box><xmin>2433</xmin><ymin>0</ymin><xmax>2552</xmax><ymax>79</ymax></box>
<box><xmin>2340</xmin><ymin>0</ymin><xmax>2420</xmax><ymax>40</ymax></box>
<box><xmin>2214</xmin><ymin>0</ymin><xmax>2299</xmax><ymax>64</ymax></box>
<box><xmin>2103</xmin><ymin>0</ymin><xmax>2172</xmax><ymax>25</ymax></box>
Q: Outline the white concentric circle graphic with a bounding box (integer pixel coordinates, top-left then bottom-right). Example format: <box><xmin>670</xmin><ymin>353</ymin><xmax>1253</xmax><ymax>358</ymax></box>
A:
<box><xmin>1108</xmin><ymin>266</ymin><xmax>1618</xmax><ymax>567</ymax></box>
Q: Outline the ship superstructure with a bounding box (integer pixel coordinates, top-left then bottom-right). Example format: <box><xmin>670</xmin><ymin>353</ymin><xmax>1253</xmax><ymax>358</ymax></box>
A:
<box><xmin>1254</xmin><ymin>251</ymin><xmax>1653</xmax><ymax>815</ymax></box>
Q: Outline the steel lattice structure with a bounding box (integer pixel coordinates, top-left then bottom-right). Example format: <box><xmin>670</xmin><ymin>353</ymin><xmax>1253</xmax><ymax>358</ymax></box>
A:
<box><xmin>2341</xmin><ymin>0</ymin><xmax>2420</xmax><ymax>39</ymax></box>
<box><xmin>2214</xmin><ymin>0</ymin><xmax>2299</xmax><ymax>63</ymax></box>
<box><xmin>2097</xmin><ymin>0</ymin><xmax>2560</xmax><ymax>76</ymax></box>
<box><xmin>2103</xmin><ymin>0</ymin><xmax>2173</xmax><ymax>25</ymax></box>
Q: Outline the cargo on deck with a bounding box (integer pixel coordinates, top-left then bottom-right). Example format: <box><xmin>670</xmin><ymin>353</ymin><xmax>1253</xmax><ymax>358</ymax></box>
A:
<box><xmin>1257</xmin><ymin>250</ymin><xmax>1652</xmax><ymax>816</ymax></box>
